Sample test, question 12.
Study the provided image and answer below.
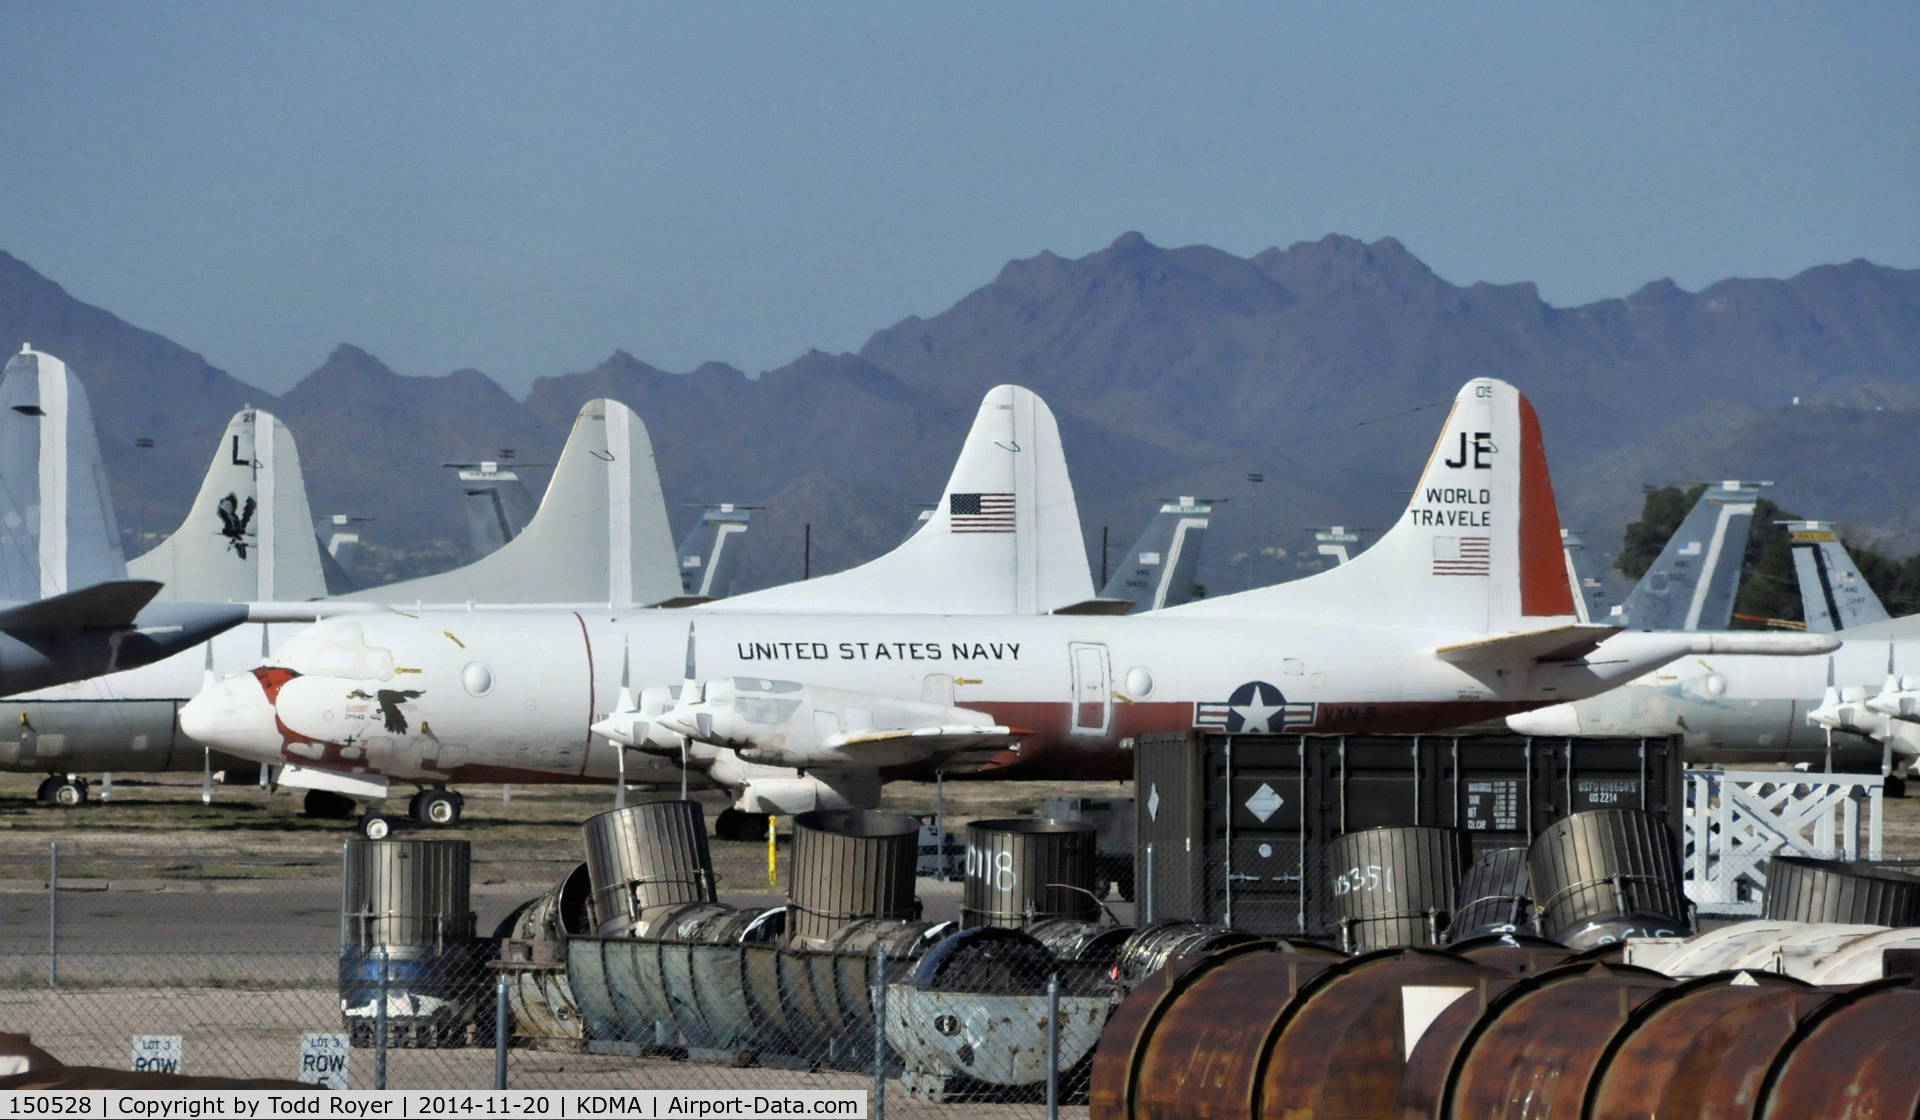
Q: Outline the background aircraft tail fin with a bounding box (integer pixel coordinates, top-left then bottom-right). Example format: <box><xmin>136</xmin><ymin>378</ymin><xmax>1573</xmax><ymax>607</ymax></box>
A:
<box><xmin>348</xmin><ymin>399</ymin><xmax>679</xmax><ymax>606</ymax></box>
<box><xmin>1167</xmin><ymin>378</ymin><xmax>1574</xmax><ymax>633</ymax></box>
<box><xmin>448</xmin><ymin>462</ymin><xmax>538</xmax><ymax>559</ymax></box>
<box><xmin>707</xmin><ymin>384</ymin><xmax>1095</xmax><ymax>614</ymax></box>
<box><xmin>1614</xmin><ymin>480</ymin><xmax>1764</xmax><ymax>630</ymax></box>
<box><xmin>676</xmin><ymin>504</ymin><xmax>756</xmax><ymax>600</ymax></box>
<box><xmin>1787</xmin><ymin>520</ymin><xmax>1892</xmax><ymax>633</ymax></box>
<box><xmin>1102</xmin><ymin>497</ymin><xmax>1210</xmax><ymax>612</ymax></box>
<box><xmin>1560</xmin><ymin>528</ymin><xmax>1616</xmax><ymax>625</ymax></box>
<box><xmin>0</xmin><ymin>346</ymin><xmax>128</xmax><ymax>601</ymax></box>
<box><xmin>128</xmin><ymin>408</ymin><xmax>330</xmax><ymax>602</ymax></box>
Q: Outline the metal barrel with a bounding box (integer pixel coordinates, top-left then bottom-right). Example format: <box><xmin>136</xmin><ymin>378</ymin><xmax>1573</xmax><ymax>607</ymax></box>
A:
<box><xmin>1755</xmin><ymin>978</ymin><xmax>1920</xmax><ymax>1118</ymax></box>
<box><xmin>1451</xmin><ymin>846</ymin><xmax>1533</xmax><ymax>942</ymax></box>
<box><xmin>1586</xmin><ymin>975</ymin><xmax>1840</xmax><ymax>1120</ymax></box>
<box><xmin>582</xmin><ymin>800</ymin><xmax>716</xmax><ymax>936</ymax></box>
<box><xmin>1026</xmin><ymin>918</ymin><xmax>1134</xmax><ymax>968</ymax></box>
<box><xmin>493</xmin><ymin>863</ymin><xmax>593</xmax><ymax>1042</ymax></box>
<box><xmin>1326</xmin><ymin>826</ymin><xmax>1463</xmax><ymax>952</ymax></box>
<box><xmin>504</xmin><ymin>862</ymin><xmax>593</xmax><ymax>943</ymax></box>
<box><xmin>1111</xmin><ymin>921</ymin><xmax>1262</xmax><ymax>984</ymax></box>
<box><xmin>342</xmin><ymin>839</ymin><xmax>475</xmax><ymax>950</ymax></box>
<box><xmin>962</xmin><ymin>817</ymin><xmax>1099</xmax><ymax>929</ymax></box>
<box><xmin>1397</xmin><ymin>962</ymin><xmax>1788</xmax><ymax>1120</ymax></box>
<box><xmin>1762</xmin><ymin>856</ymin><xmax>1920</xmax><ymax>925</ymax></box>
<box><xmin>786</xmin><ymin>809</ymin><xmax>920</xmax><ymax>947</ymax></box>
<box><xmin>1088</xmin><ymin>944</ymin><xmax>1501</xmax><ymax>1120</ymax></box>
<box><xmin>1527</xmin><ymin>808</ymin><xmax>1689</xmax><ymax>950</ymax></box>
<box><xmin>779</xmin><ymin>919</ymin><xmax>947</xmax><ymax>1061</ymax></box>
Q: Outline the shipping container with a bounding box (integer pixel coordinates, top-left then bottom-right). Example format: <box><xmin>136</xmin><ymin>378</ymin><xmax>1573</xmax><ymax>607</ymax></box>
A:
<box><xmin>1131</xmin><ymin>732</ymin><xmax>1681</xmax><ymax>938</ymax></box>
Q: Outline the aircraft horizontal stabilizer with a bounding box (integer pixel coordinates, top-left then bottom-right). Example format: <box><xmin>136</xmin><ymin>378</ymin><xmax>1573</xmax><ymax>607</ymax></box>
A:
<box><xmin>1434</xmin><ymin>624</ymin><xmax>1621</xmax><ymax>665</ymax></box>
<box><xmin>246</xmin><ymin>601</ymin><xmax>386</xmax><ymax>623</ymax></box>
<box><xmin>0</xmin><ymin>580</ymin><xmax>162</xmax><ymax>632</ymax></box>
<box><xmin>1687</xmin><ymin>632</ymin><xmax>1841</xmax><ymax>656</ymax></box>
<box><xmin>1051</xmin><ymin>599</ymin><xmax>1137</xmax><ymax>616</ymax></box>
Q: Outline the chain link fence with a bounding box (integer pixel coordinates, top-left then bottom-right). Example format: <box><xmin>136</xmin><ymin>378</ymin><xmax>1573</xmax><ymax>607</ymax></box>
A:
<box><xmin>0</xmin><ymin>841</ymin><xmax>1113</xmax><ymax>1115</ymax></box>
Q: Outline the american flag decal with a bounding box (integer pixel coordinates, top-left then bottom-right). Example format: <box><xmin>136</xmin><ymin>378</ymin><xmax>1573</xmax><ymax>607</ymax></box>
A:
<box><xmin>1433</xmin><ymin>536</ymin><xmax>1491</xmax><ymax>576</ymax></box>
<box><xmin>950</xmin><ymin>492</ymin><xmax>1015</xmax><ymax>534</ymax></box>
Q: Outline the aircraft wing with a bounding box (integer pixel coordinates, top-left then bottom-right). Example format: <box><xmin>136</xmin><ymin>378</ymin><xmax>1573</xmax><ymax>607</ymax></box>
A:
<box><xmin>825</xmin><ymin>724</ymin><xmax>1028</xmax><ymax>771</ymax></box>
<box><xmin>1435</xmin><ymin>624</ymin><xmax>1623</xmax><ymax>665</ymax></box>
<box><xmin>0</xmin><ymin>580</ymin><xmax>163</xmax><ymax>632</ymax></box>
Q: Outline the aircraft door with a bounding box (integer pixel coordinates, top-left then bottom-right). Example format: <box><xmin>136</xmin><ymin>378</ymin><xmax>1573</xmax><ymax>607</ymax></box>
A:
<box><xmin>1069</xmin><ymin>642</ymin><xmax>1112</xmax><ymax>737</ymax></box>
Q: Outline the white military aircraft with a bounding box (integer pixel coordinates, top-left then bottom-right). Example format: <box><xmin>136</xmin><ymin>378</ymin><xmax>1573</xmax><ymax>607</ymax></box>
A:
<box><xmin>182</xmin><ymin>378</ymin><xmax>1837</xmax><ymax>831</ymax></box>
<box><xmin>1511</xmin><ymin>525</ymin><xmax>1917</xmax><ymax>772</ymax></box>
<box><xmin>3</xmin><ymin>395</ymin><xmax>690</xmax><ymax>811</ymax></box>
<box><xmin>0</xmin><ymin>347</ymin><xmax>245</xmax><ymax>700</ymax></box>
<box><xmin>7</xmin><ymin>382</ymin><xmax>1100</xmax><ymax>824</ymax></box>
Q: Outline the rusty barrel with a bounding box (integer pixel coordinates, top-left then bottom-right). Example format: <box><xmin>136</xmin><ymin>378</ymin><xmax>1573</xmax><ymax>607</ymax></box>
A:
<box><xmin>1395</xmin><ymin>961</ymin><xmax>1678</xmax><ymax>1119</ymax></box>
<box><xmin>1757</xmin><ymin>977</ymin><xmax>1920</xmax><ymax>1118</ymax></box>
<box><xmin>582</xmin><ymin>800</ymin><xmax>716</xmax><ymax>936</ymax></box>
<box><xmin>1586</xmin><ymin>974</ymin><xmax>1835</xmax><ymax>1120</ymax></box>
<box><xmin>1762</xmin><ymin>855</ymin><xmax>1920</xmax><ymax>925</ymax></box>
<box><xmin>787</xmin><ymin>809</ymin><xmax>920</xmax><ymax>947</ymax></box>
<box><xmin>1089</xmin><ymin>944</ymin><xmax>1500</xmax><ymax>1120</ymax></box>
<box><xmin>1451</xmin><ymin>846</ymin><xmax>1532</xmax><ymax>941</ymax></box>
<box><xmin>963</xmin><ymin>817</ymin><xmax>1100</xmax><ymax>928</ymax></box>
<box><xmin>1328</xmin><ymin>826</ymin><xmax>1464</xmax><ymax>952</ymax></box>
<box><xmin>1528</xmin><ymin>809</ymin><xmax>1689</xmax><ymax>950</ymax></box>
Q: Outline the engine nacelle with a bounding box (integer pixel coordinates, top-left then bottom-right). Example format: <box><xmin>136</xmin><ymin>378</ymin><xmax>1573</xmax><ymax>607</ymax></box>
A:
<box><xmin>671</xmin><ymin>676</ymin><xmax>1006</xmax><ymax>769</ymax></box>
<box><xmin>705</xmin><ymin>758</ymin><xmax>883</xmax><ymax>814</ymax></box>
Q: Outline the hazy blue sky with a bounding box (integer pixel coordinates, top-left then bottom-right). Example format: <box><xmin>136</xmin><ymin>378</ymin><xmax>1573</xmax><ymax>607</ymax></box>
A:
<box><xmin>2</xmin><ymin>2</ymin><xmax>1915</xmax><ymax>394</ymax></box>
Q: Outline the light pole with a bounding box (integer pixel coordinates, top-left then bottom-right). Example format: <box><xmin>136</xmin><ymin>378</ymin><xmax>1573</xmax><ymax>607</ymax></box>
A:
<box><xmin>1246</xmin><ymin>473</ymin><xmax>1264</xmax><ymax>590</ymax></box>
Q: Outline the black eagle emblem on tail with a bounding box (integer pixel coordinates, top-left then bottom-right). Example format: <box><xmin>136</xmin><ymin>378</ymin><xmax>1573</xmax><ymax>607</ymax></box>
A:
<box><xmin>217</xmin><ymin>493</ymin><xmax>258</xmax><ymax>558</ymax></box>
<box><xmin>347</xmin><ymin>688</ymin><xmax>425</xmax><ymax>734</ymax></box>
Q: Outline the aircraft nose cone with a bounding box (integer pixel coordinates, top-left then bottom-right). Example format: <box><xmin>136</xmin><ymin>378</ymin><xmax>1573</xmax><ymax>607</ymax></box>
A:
<box><xmin>180</xmin><ymin>673</ymin><xmax>282</xmax><ymax>760</ymax></box>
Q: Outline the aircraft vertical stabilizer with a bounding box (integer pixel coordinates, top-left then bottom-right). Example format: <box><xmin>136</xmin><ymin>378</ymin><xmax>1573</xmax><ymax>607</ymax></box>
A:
<box><xmin>1613</xmin><ymin>480</ymin><xmax>1764</xmax><ymax>631</ymax></box>
<box><xmin>1787</xmin><ymin>521</ymin><xmax>1891</xmax><ymax>633</ymax></box>
<box><xmin>450</xmin><ymin>462</ymin><xmax>538</xmax><ymax>559</ymax></box>
<box><xmin>677</xmin><ymin>504</ymin><xmax>756</xmax><ymax>599</ymax></box>
<box><xmin>1560</xmin><ymin>528</ymin><xmax>1617</xmax><ymax>625</ymax></box>
<box><xmin>345</xmin><ymin>400</ymin><xmax>679</xmax><ymax>606</ymax></box>
<box><xmin>1164</xmin><ymin>378</ymin><xmax>1576</xmax><ymax>632</ymax></box>
<box><xmin>1102</xmin><ymin>498</ymin><xmax>1210</xmax><ymax>612</ymax></box>
<box><xmin>704</xmin><ymin>385</ymin><xmax>1096</xmax><ymax>615</ymax></box>
<box><xmin>0</xmin><ymin>346</ymin><xmax>128</xmax><ymax>600</ymax></box>
<box><xmin>129</xmin><ymin>409</ymin><xmax>330</xmax><ymax>602</ymax></box>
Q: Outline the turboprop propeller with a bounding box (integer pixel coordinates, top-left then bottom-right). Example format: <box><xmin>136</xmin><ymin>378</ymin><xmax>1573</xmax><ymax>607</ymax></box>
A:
<box><xmin>590</xmin><ymin>621</ymin><xmax>1027</xmax><ymax>774</ymax></box>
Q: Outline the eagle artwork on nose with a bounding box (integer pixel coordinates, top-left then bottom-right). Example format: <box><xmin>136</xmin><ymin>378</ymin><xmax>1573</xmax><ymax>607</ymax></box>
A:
<box><xmin>347</xmin><ymin>689</ymin><xmax>425</xmax><ymax>734</ymax></box>
<box><xmin>217</xmin><ymin>493</ymin><xmax>258</xmax><ymax>558</ymax></box>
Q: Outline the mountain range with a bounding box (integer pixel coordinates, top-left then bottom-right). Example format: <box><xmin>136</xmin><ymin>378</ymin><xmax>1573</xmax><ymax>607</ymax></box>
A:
<box><xmin>3</xmin><ymin>233</ymin><xmax>1918</xmax><ymax>596</ymax></box>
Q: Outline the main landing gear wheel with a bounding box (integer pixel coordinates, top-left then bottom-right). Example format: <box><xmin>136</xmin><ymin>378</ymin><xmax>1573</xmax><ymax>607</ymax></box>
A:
<box><xmin>413</xmin><ymin>789</ymin><xmax>462</xmax><ymax>827</ymax></box>
<box><xmin>359</xmin><ymin>813</ymin><xmax>397</xmax><ymax>840</ymax></box>
<box><xmin>303</xmin><ymin>789</ymin><xmax>358</xmax><ymax>820</ymax></box>
<box><xmin>39</xmin><ymin>777</ymin><xmax>88</xmax><ymax>807</ymax></box>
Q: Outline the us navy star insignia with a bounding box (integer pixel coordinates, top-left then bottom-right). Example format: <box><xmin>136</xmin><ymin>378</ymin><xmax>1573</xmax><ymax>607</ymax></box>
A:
<box><xmin>1193</xmin><ymin>679</ymin><xmax>1316</xmax><ymax>732</ymax></box>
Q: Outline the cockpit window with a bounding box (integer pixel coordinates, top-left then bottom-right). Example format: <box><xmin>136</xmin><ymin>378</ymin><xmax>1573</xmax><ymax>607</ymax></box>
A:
<box><xmin>270</xmin><ymin>620</ymin><xmax>396</xmax><ymax>680</ymax></box>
